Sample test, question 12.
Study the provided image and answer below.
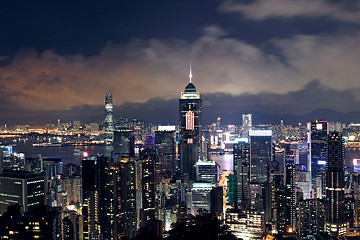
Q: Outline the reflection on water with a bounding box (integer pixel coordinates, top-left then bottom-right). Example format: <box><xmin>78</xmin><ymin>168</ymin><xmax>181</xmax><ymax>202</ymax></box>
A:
<box><xmin>211</xmin><ymin>153</ymin><xmax>233</xmax><ymax>172</ymax></box>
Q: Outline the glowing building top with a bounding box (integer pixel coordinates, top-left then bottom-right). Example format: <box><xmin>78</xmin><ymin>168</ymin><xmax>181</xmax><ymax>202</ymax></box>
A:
<box><xmin>180</xmin><ymin>66</ymin><xmax>200</xmax><ymax>99</ymax></box>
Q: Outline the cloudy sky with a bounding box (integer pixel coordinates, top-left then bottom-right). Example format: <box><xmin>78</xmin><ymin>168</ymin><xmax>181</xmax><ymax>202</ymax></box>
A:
<box><xmin>1</xmin><ymin>0</ymin><xmax>360</xmax><ymax>125</ymax></box>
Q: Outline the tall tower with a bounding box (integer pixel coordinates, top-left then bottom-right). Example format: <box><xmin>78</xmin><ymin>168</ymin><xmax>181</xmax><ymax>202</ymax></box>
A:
<box><xmin>179</xmin><ymin>67</ymin><xmax>202</xmax><ymax>182</ymax></box>
<box><xmin>82</xmin><ymin>155</ymin><xmax>109</xmax><ymax>240</ymax></box>
<box><xmin>307</xmin><ymin>120</ymin><xmax>328</xmax><ymax>186</ymax></box>
<box><xmin>105</xmin><ymin>94</ymin><xmax>114</xmax><ymax>144</ymax></box>
<box><xmin>233</xmin><ymin>140</ymin><xmax>250</xmax><ymax>209</ymax></box>
<box><xmin>284</xmin><ymin>144</ymin><xmax>296</xmax><ymax>232</ymax></box>
<box><xmin>325</xmin><ymin>132</ymin><xmax>348</xmax><ymax>237</ymax></box>
<box><xmin>249</xmin><ymin>130</ymin><xmax>272</xmax><ymax>184</ymax></box>
<box><xmin>242</xmin><ymin>114</ymin><xmax>252</xmax><ymax>138</ymax></box>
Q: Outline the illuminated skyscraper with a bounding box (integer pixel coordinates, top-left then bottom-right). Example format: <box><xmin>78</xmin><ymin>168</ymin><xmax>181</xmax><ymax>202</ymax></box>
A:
<box><xmin>242</xmin><ymin>114</ymin><xmax>252</xmax><ymax>138</ymax></box>
<box><xmin>233</xmin><ymin>140</ymin><xmax>250</xmax><ymax>209</ymax></box>
<box><xmin>307</xmin><ymin>120</ymin><xmax>328</xmax><ymax>185</ymax></box>
<box><xmin>155</xmin><ymin>126</ymin><xmax>176</xmax><ymax>180</ymax></box>
<box><xmin>82</xmin><ymin>155</ymin><xmax>109</xmax><ymax>240</ymax></box>
<box><xmin>249</xmin><ymin>130</ymin><xmax>272</xmax><ymax>184</ymax></box>
<box><xmin>284</xmin><ymin>144</ymin><xmax>296</xmax><ymax>232</ymax></box>
<box><xmin>179</xmin><ymin>68</ymin><xmax>202</xmax><ymax>182</ymax></box>
<box><xmin>105</xmin><ymin>94</ymin><xmax>114</xmax><ymax>144</ymax></box>
<box><xmin>249</xmin><ymin>130</ymin><xmax>272</xmax><ymax>223</ymax></box>
<box><xmin>325</xmin><ymin>132</ymin><xmax>349</xmax><ymax>237</ymax></box>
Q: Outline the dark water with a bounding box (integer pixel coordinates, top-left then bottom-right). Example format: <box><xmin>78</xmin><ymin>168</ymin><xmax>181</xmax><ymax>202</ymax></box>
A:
<box><xmin>14</xmin><ymin>143</ymin><xmax>113</xmax><ymax>166</ymax></box>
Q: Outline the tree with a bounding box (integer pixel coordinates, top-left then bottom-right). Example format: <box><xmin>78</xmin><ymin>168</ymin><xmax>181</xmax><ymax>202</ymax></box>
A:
<box><xmin>166</xmin><ymin>213</ymin><xmax>237</xmax><ymax>240</ymax></box>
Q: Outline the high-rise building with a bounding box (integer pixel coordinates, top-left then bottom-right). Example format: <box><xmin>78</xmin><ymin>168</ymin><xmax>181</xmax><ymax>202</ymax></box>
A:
<box><xmin>0</xmin><ymin>205</ymin><xmax>62</xmax><ymax>240</ymax></box>
<box><xmin>195</xmin><ymin>160</ymin><xmax>219</xmax><ymax>184</ymax></box>
<box><xmin>307</xmin><ymin>120</ymin><xmax>328</xmax><ymax>189</ymax></box>
<box><xmin>298</xmin><ymin>198</ymin><xmax>325</xmax><ymax>238</ymax></box>
<box><xmin>108</xmin><ymin>158</ymin><xmax>137</xmax><ymax>239</ymax></box>
<box><xmin>249</xmin><ymin>130</ymin><xmax>272</xmax><ymax>223</ymax></box>
<box><xmin>140</xmin><ymin>148</ymin><xmax>156</xmax><ymax>227</ymax></box>
<box><xmin>284</xmin><ymin>145</ymin><xmax>296</xmax><ymax>232</ymax></box>
<box><xmin>242</xmin><ymin>114</ymin><xmax>252</xmax><ymax>138</ymax></box>
<box><xmin>190</xmin><ymin>182</ymin><xmax>213</xmax><ymax>215</ymax></box>
<box><xmin>233</xmin><ymin>141</ymin><xmax>250</xmax><ymax>210</ymax></box>
<box><xmin>0</xmin><ymin>171</ymin><xmax>47</xmax><ymax>215</ymax></box>
<box><xmin>179</xmin><ymin>70</ymin><xmax>202</xmax><ymax>182</ymax></box>
<box><xmin>113</xmin><ymin>130</ymin><xmax>135</xmax><ymax>159</ymax></box>
<box><xmin>155</xmin><ymin>126</ymin><xmax>176</xmax><ymax>180</ymax></box>
<box><xmin>82</xmin><ymin>155</ymin><xmax>108</xmax><ymax>240</ymax></box>
<box><xmin>325</xmin><ymin>132</ymin><xmax>349</xmax><ymax>237</ymax></box>
<box><xmin>105</xmin><ymin>94</ymin><xmax>114</xmax><ymax>144</ymax></box>
<box><xmin>249</xmin><ymin>130</ymin><xmax>272</xmax><ymax>184</ymax></box>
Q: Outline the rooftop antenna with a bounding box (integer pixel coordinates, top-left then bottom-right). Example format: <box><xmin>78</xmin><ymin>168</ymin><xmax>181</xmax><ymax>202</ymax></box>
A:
<box><xmin>189</xmin><ymin>61</ymin><xmax>192</xmax><ymax>83</ymax></box>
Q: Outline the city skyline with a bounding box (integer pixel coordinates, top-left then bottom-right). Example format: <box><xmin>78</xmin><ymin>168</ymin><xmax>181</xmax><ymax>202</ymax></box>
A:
<box><xmin>1</xmin><ymin>1</ymin><xmax>360</xmax><ymax>125</ymax></box>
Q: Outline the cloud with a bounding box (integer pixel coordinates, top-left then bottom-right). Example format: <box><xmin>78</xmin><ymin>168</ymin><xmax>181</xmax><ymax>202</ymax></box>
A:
<box><xmin>219</xmin><ymin>0</ymin><xmax>360</xmax><ymax>23</ymax></box>
<box><xmin>0</xmin><ymin>26</ymin><xmax>360</xmax><ymax>120</ymax></box>
<box><xmin>1</xmin><ymin>80</ymin><xmax>359</xmax><ymax>125</ymax></box>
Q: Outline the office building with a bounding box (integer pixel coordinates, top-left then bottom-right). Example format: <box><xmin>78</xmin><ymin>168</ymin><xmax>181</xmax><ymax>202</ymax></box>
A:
<box><xmin>242</xmin><ymin>114</ymin><xmax>252</xmax><ymax>138</ymax></box>
<box><xmin>105</xmin><ymin>94</ymin><xmax>114</xmax><ymax>144</ymax></box>
<box><xmin>179</xmin><ymin>70</ymin><xmax>202</xmax><ymax>182</ymax></box>
<box><xmin>0</xmin><ymin>171</ymin><xmax>47</xmax><ymax>215</ymax></box>
<box><xmin>155</xmin><ymin>126</ymin><xmax>176</xmax><ymax>180</ymax></box>
<box><xmin>113</xmin><ymin>130</ymin><xmax>135</xmax><ymax>159</ymax></box>
<box><xmin>233</xmin><ymin>140</ymin><xmax>250</xmax><ymax>209</ymax></box>
<box><xmin>140</xmin><ymin>151</ymin><xmax>156</xmax><ymax>226</ymax></box>
<box><xmin>191</xmin><ymin>182</ymin><xmax>213</xmax><ymax>215</ymax></box>
<box><xmin>307</xmin><ymin>120</ymin><xmax>328</xmax><ymax>187</ymax></box>
<box><xmin>325</xmin><ymin>132</ymin><xmax>349</xmax><ymax>237</ymax></box>
<box><xmin>284</xmin><ymin>145</ymin><xmax>296</xmax><ymax>232</ymax></box>
<box><xmin>195</xmin><ymin>160</ymin><xmax>219</xmax><ymax>184</ymax></box>
<box><xmin>82</xmin><ymin>155</ymin><xmax>109</xmax><ymax>240</ymax></box>
<box><xmin>249</xmin><ymin>130</ymin><xmax>272</xmax><ymax>184</ymax></box>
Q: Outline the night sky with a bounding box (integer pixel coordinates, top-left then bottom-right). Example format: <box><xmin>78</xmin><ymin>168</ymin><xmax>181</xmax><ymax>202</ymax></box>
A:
<box><xmin>1</xmin><ymin>0</ymin><xmax>360</xmax><ymax>125</ymax></box>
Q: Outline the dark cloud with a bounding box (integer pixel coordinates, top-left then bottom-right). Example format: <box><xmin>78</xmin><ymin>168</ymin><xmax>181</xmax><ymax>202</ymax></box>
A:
<box><xmin>220</xmin><ymin>0</ymin><xmax>360</xmax><ymax>23</ymax></box>
<box><xmin>1</xmin><ymin>80</ymin><xmax>359</xmax><ymax>125</ymax></box>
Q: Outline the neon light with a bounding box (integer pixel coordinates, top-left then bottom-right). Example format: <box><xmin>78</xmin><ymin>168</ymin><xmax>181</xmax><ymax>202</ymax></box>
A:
<box><xmin>185</xmin><ymin>110</ymin><xmax>195</xmax><ymax>130</ymax></box>
<box><xmin>83</xmin><ymin>151</ymin><xmax>89</xmax><ymax>157</ymax></box>
<box><xmin>318</xmin><ymin>160</ymin><xmax>326</xmax><ymax>165</ymax></box>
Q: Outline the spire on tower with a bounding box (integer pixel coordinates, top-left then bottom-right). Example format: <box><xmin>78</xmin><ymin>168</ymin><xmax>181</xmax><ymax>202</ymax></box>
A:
<box><xmin>189</xmin><ymin>61</ymin><xmax>192</xmax><ymax>83</ymax></box>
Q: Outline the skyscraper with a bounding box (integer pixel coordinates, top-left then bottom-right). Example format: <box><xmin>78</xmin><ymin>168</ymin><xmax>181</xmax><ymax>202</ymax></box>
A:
<box><xmin>179</xmin><ymin>69</ymin><xmax>202</xmax><ymax>182</ymax></box>
<box><xmin>249</xmin><ymin>130</ymin><xmax>272</xmax><ymax>184</ymax></box>
<box><xmin>105</xmin><ymin>94</ymin><xmax>114</xmax><ymax>144</ymax></box>
<box><xmin>0</xmin><ymin>171</ymin><xmax>47</xmax><ymax>215</ymax></box>
<box><xmin>307</xmin><ymin>120</ymin><xmax>328</xmax><ymax>188</ymax></box>
<box><xmin>325</xmin><ymin>132</ymin><xmax>349</xmax><ymax>237</ymax></box>
<box><xmin>155</xmin><ymin>126</ymin><xmax>176</xmax><ymax>180</ymax></box>
<box><xmin>113</xmin><ymin>130</ymin><xmax>135</xmax><ymax>159</ymax></box>
<box><xmin>233</xmin><ymin>140</ymin><xmax>250</xmax><ymax>209</ymax></box>
<box><xmin>249</xmin><ymin>130</ymin><xmax>272</xmax><ymax>223</ymax></box>
<box><xmin>284</xmin><ymin>144</ymin><xmax>296</xmax><ymax>232</ymax></box>
<box><xmin>82</xmin><ymin>155</ymin><xmax>109</xmax><ymax>240</ymax></box>
<box><xmin>242</xmin><ymin>114</ymin><xmax>252</xmax><ymax>138</ymax></box>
